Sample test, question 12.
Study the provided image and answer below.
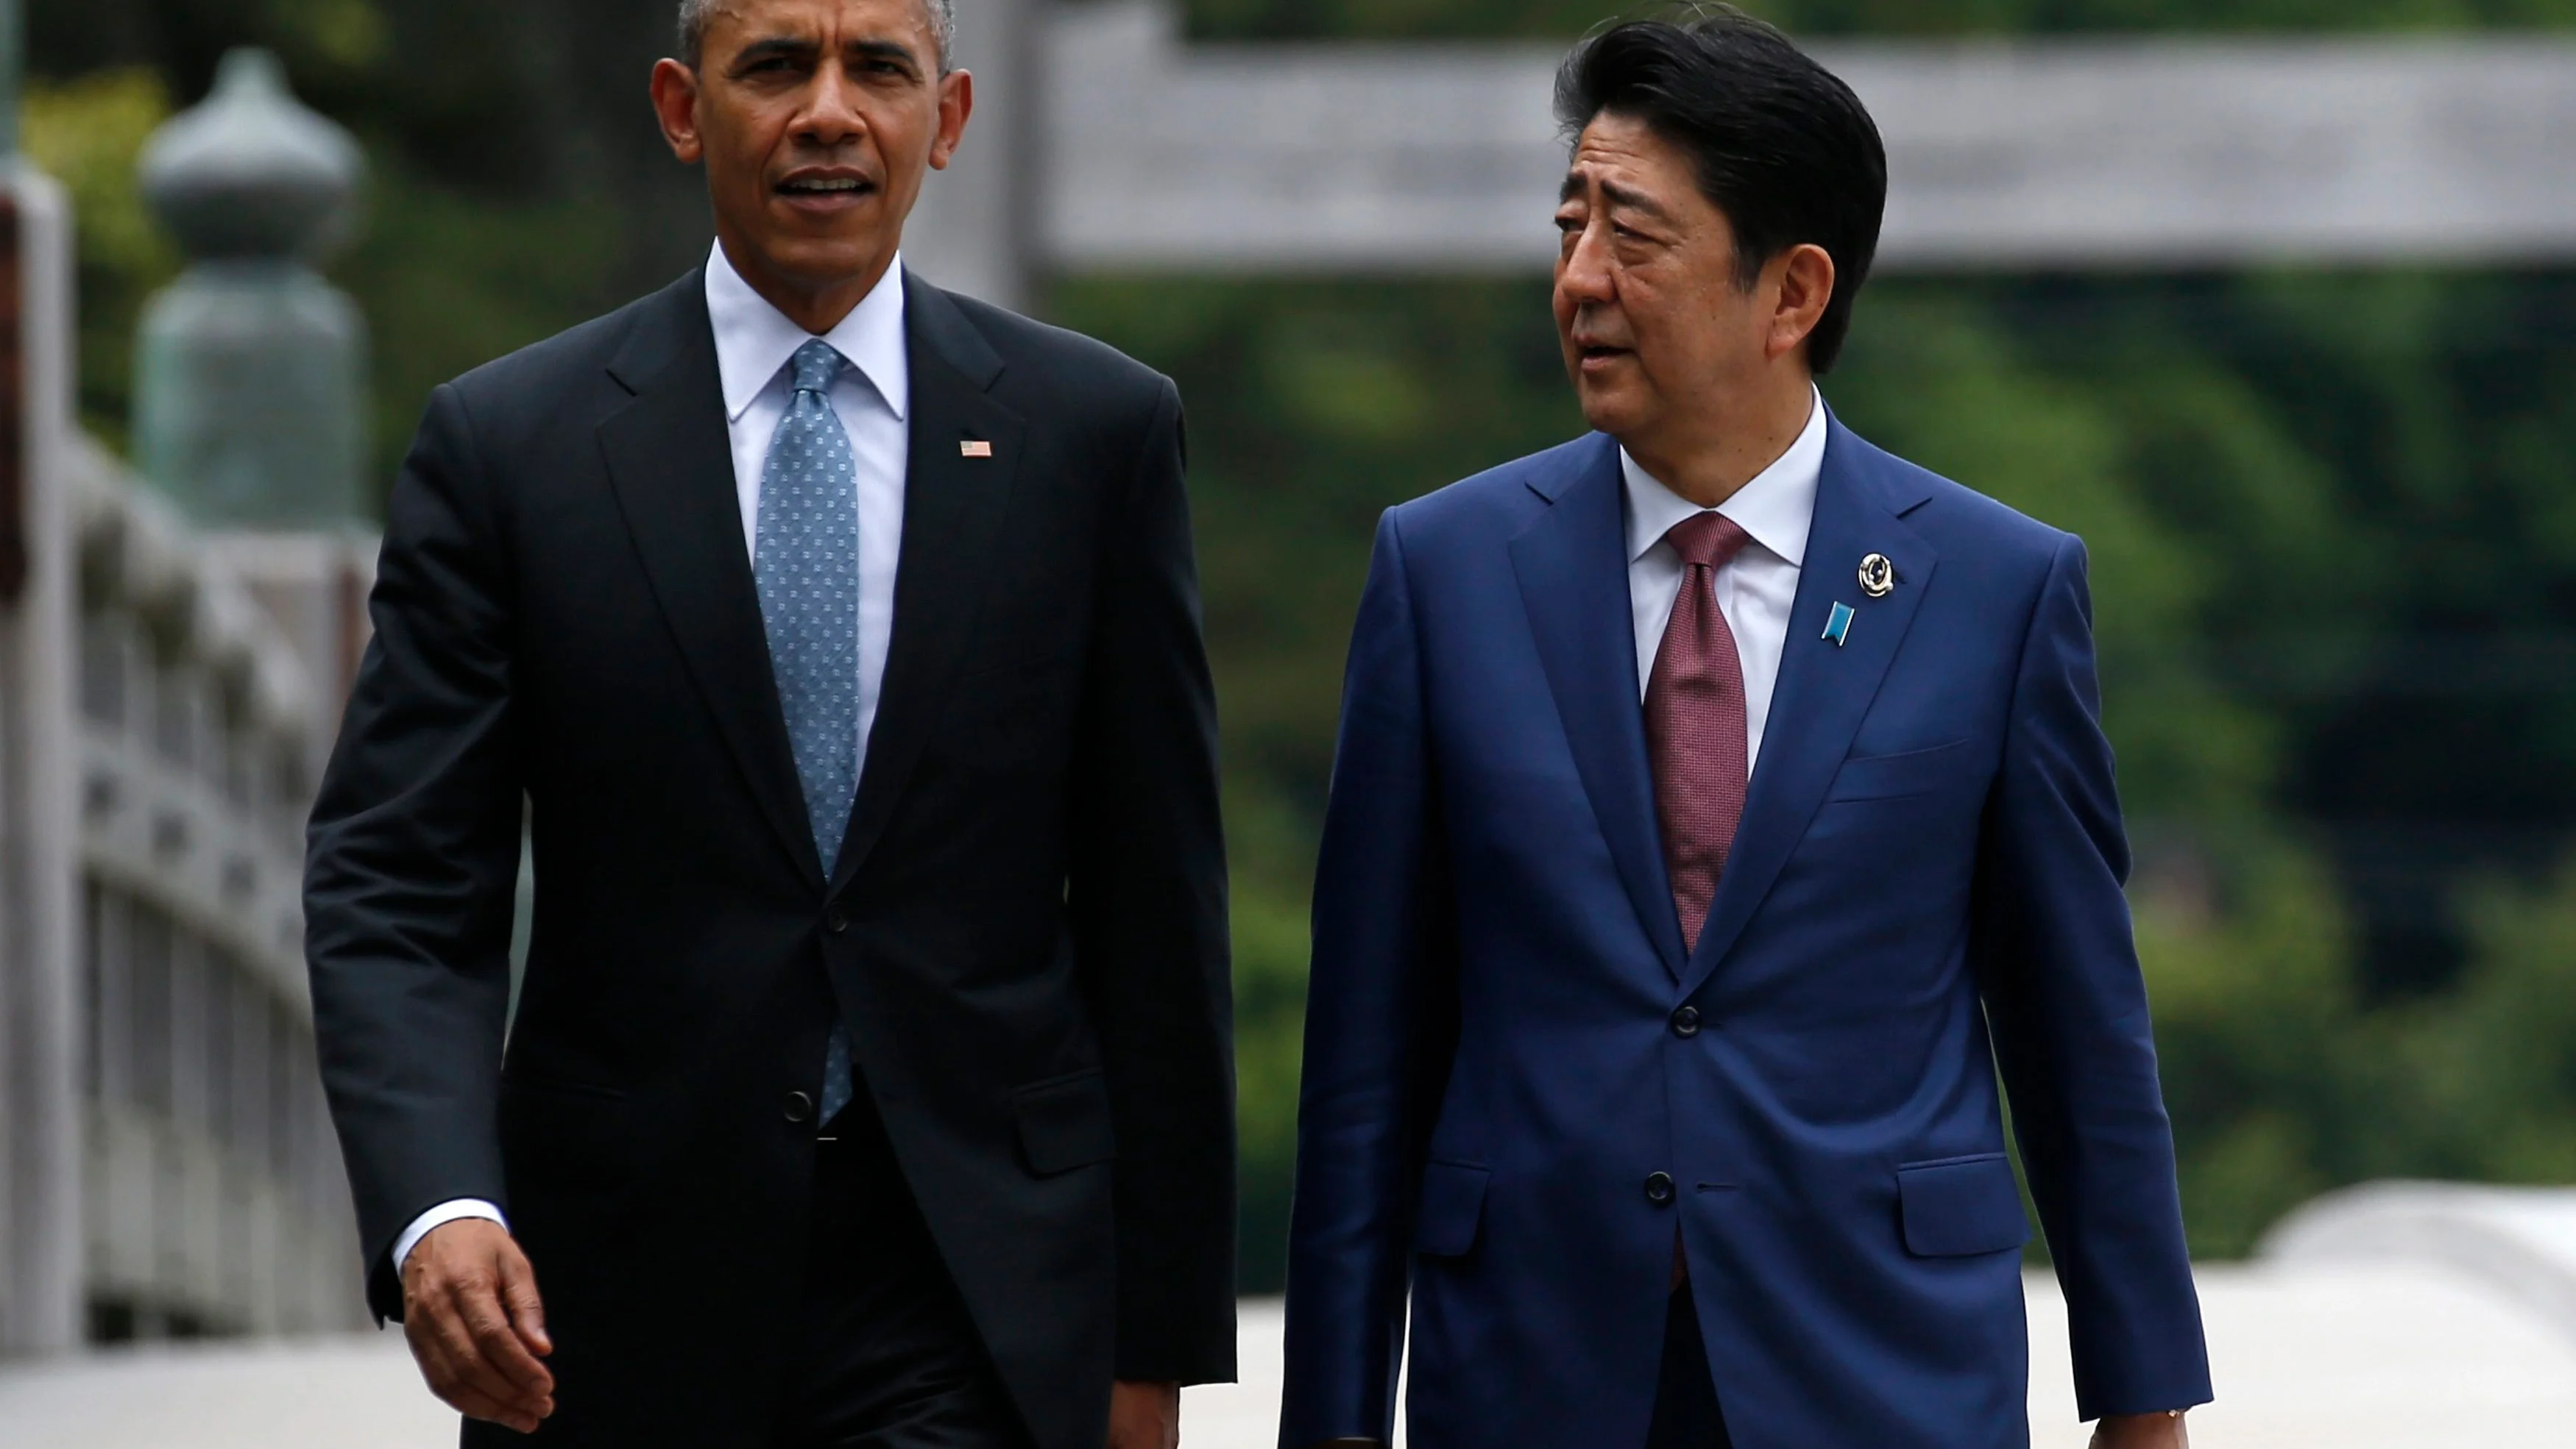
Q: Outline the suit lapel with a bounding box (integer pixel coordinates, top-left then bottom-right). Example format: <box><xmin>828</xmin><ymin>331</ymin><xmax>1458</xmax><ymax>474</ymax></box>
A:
<box><xmin>1682</xmin><ymin>417</ymin><xmax>1939</xmax><ymax>998</ymax></box>
<box><xmin>1510</xmin><ymin>436</ymin><xmax>1690</xmax><ymax>979</ymax></box>
<box><xmin>595</xmin><ymin>272</ymin><xmax>820</xmax><ymax>888</ymax></box>
<box><xmin>829</xmin><ymin>277</ymin><xmax>1027</xmax><ymax>893</ymax></box>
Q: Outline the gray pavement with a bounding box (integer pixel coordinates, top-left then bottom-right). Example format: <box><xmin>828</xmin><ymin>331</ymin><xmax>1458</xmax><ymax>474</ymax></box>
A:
<box><xmin>10</xmin><ymin>1274</ymin><xmax>2576</xmax><ymax>1447</ymax></box>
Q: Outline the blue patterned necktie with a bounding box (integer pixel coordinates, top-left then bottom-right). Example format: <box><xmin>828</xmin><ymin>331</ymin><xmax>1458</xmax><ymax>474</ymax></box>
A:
<box><xmin>754</xmin><ymin>339</ymin><xmax>860</xmax><ymax>1126</ymax></box>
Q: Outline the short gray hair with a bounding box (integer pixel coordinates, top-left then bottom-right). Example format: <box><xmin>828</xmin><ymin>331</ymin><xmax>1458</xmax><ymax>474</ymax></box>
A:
<box><xmin>678</xmin><ymin>0</ymin><xmax>958</xmax><ymax>73</ymax></box>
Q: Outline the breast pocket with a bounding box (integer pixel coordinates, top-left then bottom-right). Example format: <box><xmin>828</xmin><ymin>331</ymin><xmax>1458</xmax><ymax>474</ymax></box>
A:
<box><xmin>1825</xmin><ymin>740</ymin><xmax>1978</xmax><ymax>804</ymax></box>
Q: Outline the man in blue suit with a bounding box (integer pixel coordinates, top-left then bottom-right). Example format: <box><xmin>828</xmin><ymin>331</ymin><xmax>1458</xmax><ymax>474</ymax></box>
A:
<box><xmin>1278</xmin><ymin>14</ymin><xmax>2211</xmax><ymax>1449</ymax></box>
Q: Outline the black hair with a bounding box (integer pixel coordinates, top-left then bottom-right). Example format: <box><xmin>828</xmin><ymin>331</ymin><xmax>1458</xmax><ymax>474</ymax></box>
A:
<box><xmin>1554</xmin><ymin>7</ymin><xmax>1887</xmax><ymax>374</ymax></box>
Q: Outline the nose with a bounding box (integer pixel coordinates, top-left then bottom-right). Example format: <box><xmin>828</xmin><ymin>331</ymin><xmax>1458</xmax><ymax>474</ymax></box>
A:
<box><xmin>796</xmin><ymin>60</ymin><xmax>869</xmax><ymax>146</ymax></box>
<box><xmin>1557</xmin><ymin>218</ymin><xmax>1617</xmax><ymax>306</ymax></box>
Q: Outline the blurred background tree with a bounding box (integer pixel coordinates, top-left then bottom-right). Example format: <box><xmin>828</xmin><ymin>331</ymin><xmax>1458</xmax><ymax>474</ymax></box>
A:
<box><xmin>28</xmin><ymin>0</ymin><xmax>2576</xmax><ymax>1290</ymax></box>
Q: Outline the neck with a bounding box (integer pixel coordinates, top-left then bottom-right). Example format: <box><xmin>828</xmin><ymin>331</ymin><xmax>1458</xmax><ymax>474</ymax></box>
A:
<box><xmin>715</xmin><ymin>230</ymin><xmax>896</xmax><ymax>336</ymax></box>
<box><xmin>1623</xmin><ymin>367</ymin><xmax>1815</xmax><ymax>510</ymax></box>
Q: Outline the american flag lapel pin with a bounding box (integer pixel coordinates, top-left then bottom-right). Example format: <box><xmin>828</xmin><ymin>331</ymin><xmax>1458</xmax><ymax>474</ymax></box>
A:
<box><xmin>960</xmin><ymin>439</ymin><xmax>994</xmax><ymax>459</ymax></box>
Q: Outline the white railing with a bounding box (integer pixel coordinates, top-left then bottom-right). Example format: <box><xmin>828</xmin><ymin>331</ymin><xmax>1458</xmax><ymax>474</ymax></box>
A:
<box><xmin>60</xmin><ymin>435</ymin><xmax>365</xmax><ymax>1339</ymax></box>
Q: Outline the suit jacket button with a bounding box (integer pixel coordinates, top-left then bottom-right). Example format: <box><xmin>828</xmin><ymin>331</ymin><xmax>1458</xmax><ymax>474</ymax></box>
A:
<box><xmin>1671</xmin><ymin>1006</ymin><xmax>1702</xmax><ymax>1039</ymax></box>
<box><xmin>1645</xmin><ymin>1172</ymin><xmax>1676</xmax><ymax>1207</ymax></box>
<box><xmin>783</xmin><ymin>1091</ymin><xmax>815</xmax><ymax>1124</ymax></box>
<box><xmin>826</xmin><ymin>910</ymin><xmax>850</xmax><ymax>935</ymax></box>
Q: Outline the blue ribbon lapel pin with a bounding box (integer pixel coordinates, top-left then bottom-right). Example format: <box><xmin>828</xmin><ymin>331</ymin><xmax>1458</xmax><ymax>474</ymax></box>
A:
<box><xmin>1824</xmin><ymin>602</ymin><xmax>1857</xmax><ymax>648</ymax></box>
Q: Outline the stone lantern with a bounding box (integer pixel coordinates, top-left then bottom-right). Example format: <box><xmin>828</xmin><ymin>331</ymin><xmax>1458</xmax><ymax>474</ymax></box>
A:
<box><xmin>124</xmin><ymin>49</ymin><xmax>378</xmax><ymax>748</ymax></box>
<box><xmin>133</xmin><ymin>49</ymin><xmax>368</xmax><ymax>529</ymax></box>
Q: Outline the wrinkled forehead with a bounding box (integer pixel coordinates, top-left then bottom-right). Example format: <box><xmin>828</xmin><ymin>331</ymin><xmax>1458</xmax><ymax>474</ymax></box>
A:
<box><xmin>704</xmin><ymin>0</ymin><xmax>943</xmax><ymax>54</ymax></box>
<box><xmin>1562</xmin><ymin>114</ymin><xmax>1701</xmax><ymax>216</ymax></box>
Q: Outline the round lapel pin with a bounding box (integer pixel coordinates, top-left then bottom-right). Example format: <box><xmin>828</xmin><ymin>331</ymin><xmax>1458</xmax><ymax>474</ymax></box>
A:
<box><xmin>1858</xmin><ymin>553</ymin><xmax>1896</xmax><ymax>599</ymax></box>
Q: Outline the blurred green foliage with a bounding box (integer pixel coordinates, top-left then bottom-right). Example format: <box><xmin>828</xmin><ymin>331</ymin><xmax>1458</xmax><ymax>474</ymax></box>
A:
<box><xmin>22</xmin><ymin>70</ymin><xmax>180</xmax><ymax>457</ymax></box>
<box><xmin>29</xmin><ymin>65</ymin><xmax>624</xmax><ymax>478</ymax></box>
<box><xmin>32</xmin><ymin>0</ymin><xmax>2576</xmax><ymax>1294</ymax></box>
<box><xmin>29</xmin><ymin>0</ymin><xmax>650</xmax><ymax>476</ymax></box>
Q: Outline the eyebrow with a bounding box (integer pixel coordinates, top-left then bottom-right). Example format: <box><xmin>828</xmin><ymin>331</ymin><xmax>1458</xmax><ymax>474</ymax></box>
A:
<box><xmin>728</xmin><ymin>35</ymin><xmax>924</xmax><ymax>77</ymax></box>
<box><xmin>1558</xmin><ymin>171</ymin><xmax>1679</xmax><ymax>227</ymax></box>
<box><xmin>848</xmin><ymin>38</ymin><xmax>924</xmax><ymax>74</ymax></box>
<box><xmin>729</xmin><ymin>37</ymin><xmax>814</xmax><ymax>73</ymax></box>
<box><xmin>1597</xmin><ymin>179</ymin><xmax>1676</xmax><ymax>225</ymax></box>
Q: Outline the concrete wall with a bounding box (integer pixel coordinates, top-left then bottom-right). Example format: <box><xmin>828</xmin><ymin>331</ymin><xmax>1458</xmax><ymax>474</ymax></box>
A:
<box><xmin>901</xmin><ymin>2</ymin><xmax>2576</xmax><ymax>283</ymax></box>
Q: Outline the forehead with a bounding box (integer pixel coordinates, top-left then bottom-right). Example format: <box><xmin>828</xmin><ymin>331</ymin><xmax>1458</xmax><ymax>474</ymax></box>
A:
<box><xmin>706</xmin><ymin>0</ymin><xmax>936</xmax><ymax>46</ymax></box>
<box><xmin>1566</xmin><ymin>112</ymin><xmax>1701</xmax><ymax>198</ymax></box>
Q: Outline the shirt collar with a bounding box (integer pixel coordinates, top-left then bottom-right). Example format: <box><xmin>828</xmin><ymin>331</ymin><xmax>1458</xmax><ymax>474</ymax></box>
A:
<box><xmin>704</xmin><ymin>240</ymin><xmax>911</xmax><ymax>425</ymax></box>
<box><xmin>1621</xmin><ymin>386</ymin><xmax>1826</xmax><ymax>569</ymax></box>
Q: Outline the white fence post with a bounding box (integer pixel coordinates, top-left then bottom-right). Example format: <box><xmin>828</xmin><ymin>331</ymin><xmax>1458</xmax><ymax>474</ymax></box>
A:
<box><xmin>0</xmin><ymin>158</ymin><xmax>85</xmax><ymax>1357</ymax></box>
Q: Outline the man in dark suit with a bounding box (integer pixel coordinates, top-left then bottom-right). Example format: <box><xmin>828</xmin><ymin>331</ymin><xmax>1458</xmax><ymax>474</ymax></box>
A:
<box><xmin>1279</xmin><ymin>15</ymin><xmax>2208</xmax><ymax>1449</ymax></box>
<box><xmin>304</xmin><ymin>2</ymin><xmax>1235</xmax><ymax>1445</ymax></box>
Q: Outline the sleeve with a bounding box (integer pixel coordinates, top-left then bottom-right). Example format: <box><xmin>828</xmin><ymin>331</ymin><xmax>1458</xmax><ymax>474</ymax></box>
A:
<box><xmin>393</xmin><ymin>1200</ymin><xmax>511</xmax><ymax>1272</ymax></box>
<box><xmin>1065</xmin><ymin>378</ymin><xmax>1240</xmax><ymax>1384</ymax></box>
<box><xmin>1972</xmin><ymin>534</ymin><xmax>2214</xmax><ymax>1420</ymax></box>
<box><xmin>304</xmin><ymin>383</ymin><xmax>526</xmax><ymax>1324</ymax></box>
<box><xmin>1277</xmin><ymin>511</ymin><xmax>1462</xmax><ymax>1448</ymax></box>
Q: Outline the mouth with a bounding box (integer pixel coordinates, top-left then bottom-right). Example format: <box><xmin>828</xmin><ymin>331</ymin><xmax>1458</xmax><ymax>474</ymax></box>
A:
<box><xmin>776</xmin><ymin>171</ymin><xmax>878</xmax><ymax>208</ymax></box>
<box><xmin>1576</xmin><ymin>341</ymin><xmax>1633</xmax><ymax>372</ymax></box>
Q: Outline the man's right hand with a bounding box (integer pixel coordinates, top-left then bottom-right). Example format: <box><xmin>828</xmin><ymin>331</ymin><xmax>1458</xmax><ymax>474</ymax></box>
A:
<box><xmin>402</xmin><ymin>1219</ymin><xmax>556</xmax><ymax>1434</ymax></box>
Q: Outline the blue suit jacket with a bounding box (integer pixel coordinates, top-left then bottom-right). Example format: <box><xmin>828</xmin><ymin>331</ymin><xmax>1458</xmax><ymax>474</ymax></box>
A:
<box><xmin>1278</xmin><ymin>420</ymin><xmax>2211</xmax><ymax>1448</ymax></box>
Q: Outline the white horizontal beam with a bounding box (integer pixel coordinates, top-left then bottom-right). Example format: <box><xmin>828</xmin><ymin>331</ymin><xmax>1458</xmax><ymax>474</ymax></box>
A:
<box><xmin>1027</xmin><ymin>2</ymin><xmax>2576</xmax><ymax>273</ymax></box>
<box><xmin>2263</xmin><ymin>1181</ymin><xmax>2576</xmax><ymax>1346</ymax></box>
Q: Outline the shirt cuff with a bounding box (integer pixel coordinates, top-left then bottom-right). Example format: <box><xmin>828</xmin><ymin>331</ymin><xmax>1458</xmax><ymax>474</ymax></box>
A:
<box><xmin>394</xmin><ymin>1200</ymin><xmax>509</xmax><ymax>1273</ymax></box>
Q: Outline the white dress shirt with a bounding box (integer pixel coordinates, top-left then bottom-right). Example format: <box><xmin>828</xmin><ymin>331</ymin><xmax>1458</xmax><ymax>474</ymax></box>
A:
<box><xmin>710</xmin><ymin>241</ymin><xmax>912</xmax><ymax>754</ymax></box>
<box><xmin>393</xmin><ymin>244</ymin><xmax>914</xmax><ymax>1274</ymax></box>
<box><xmin>1622</xmin><ymin>386</ymin><xmax>1826</xmax><ymax>773</ymax></box>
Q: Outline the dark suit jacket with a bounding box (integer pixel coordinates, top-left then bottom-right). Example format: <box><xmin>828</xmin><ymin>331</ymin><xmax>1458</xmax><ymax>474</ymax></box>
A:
<box><xmin>305</xmin><ymin>269</ymin><xmax>1237</xmax><ymax>1449</ymax></box>
<box><xmin>1281</xmin><ymin>422</ymin><xmax>2209</xmax><ymax>1448</ymax></box>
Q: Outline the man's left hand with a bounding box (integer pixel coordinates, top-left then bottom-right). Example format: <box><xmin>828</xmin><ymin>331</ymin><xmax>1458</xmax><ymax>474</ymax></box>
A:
<box><xmin>1110</xmin><ymin>1381</ymin><xmax>1181</xmax><ymax>1449</ymax></box>
<box><xmin>2092</xmin><ymin>1411</ymin><xmax>2189</xmax><ymax>1448</ymax></box>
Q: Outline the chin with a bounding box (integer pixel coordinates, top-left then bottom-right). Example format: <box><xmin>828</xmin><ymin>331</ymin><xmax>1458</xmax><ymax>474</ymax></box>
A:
<box><xmin>1575</xmin><ymin>384</ymin><xmax>1644</xmax><ymax>442</ymax></box>
<box><xmin>764</xmin><ymin>236</ymin><xmax>895</xmax><ymax>291</ymax></box>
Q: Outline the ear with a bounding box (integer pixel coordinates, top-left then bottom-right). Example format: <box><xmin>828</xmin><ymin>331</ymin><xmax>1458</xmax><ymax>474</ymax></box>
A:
<box><xmin>1766</xmin><ymin>243</ymin><xmax>1836</xmax><ymax>365</ymax></box>
<box><xmin>929</xmin><ymin>68</ymin><xmax>976</xmax><ymax>171</ymax></box>
<box><xmin>651</xmin><ymin>57</ymin><xmax>707</xmax><ymax>165</ymax></box>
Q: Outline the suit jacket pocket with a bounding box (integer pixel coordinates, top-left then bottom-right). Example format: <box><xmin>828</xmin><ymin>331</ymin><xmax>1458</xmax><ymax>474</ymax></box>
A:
<box><xmin>1897</xmin><ymin>1153</ymin><xmax>2033</xmax><ymax>1257</ymax></box>
<box><xmin>1827</xmin><ymin>740</ymin><xmax>1977</xmax><ymax>803</ymax></box>
<box><xmin>1013</xmin><ymin>1069</ymin><xmax>1118</xmax><ymax>1177</ymax></box>
<box><xmin>498</xmin><ymin>1077</ymin><xmax>637</xmax><ymax>1193</ymax></box>
<box><xmin>1415</xmin><ymin>1160</ymin><xmax>1491</xmax><ymax>1258</ymax></box>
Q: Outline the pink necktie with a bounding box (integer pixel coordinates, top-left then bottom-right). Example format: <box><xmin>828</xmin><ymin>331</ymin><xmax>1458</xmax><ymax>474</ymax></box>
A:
<box><xmin>1646</xmin><ymin>512</ymin><xmax>1755</xmax><ymax>954</ymax></box>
